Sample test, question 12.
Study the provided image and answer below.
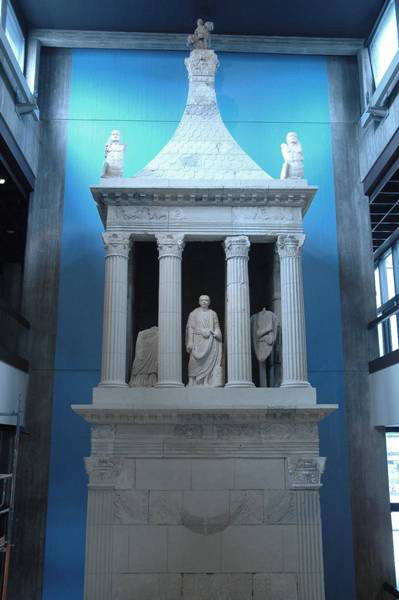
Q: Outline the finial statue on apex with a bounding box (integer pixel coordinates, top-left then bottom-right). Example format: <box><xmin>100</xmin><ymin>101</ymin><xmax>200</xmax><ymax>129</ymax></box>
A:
<box><xmin>187</xmin><ymin>19</ymin><xmax>214</xmax><ymax>49</ymax></box>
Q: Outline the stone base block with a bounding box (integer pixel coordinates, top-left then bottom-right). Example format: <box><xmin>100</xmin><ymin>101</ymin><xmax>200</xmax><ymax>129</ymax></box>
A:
<box><xmin>74</xmin><ymin>391</ymin><xmax>335</xmax><ymax>600</ymax></box>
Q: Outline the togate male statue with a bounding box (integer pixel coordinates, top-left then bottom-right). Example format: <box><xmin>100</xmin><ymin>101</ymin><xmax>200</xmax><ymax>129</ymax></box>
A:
<box><xmin>280</xmin><ymin>132</ymin><xmax>304</xmax><ymax>179</ymax></box>
<box><xmin>101</xmin><ymin>129</ymin><xmax>126</xmax><ymax>178</ymax></box>
<box><xmin>251</xmin><ymin>308</ymin><xmax>279</xmax><ymax>387</ymax></box>
<box><xmin>187</xmin><ymin>18</ymin><xmax>214</xmax><ymax>49</ymax></box>
<box><xmin>129</xmin><ymin>326</ymin><xmax>158</xmax><ymax>387</ymax></box>
<box><xmin>186</xmin><ymin>295</ymin><xmax>223</xmax><ymax>386</ymax></box>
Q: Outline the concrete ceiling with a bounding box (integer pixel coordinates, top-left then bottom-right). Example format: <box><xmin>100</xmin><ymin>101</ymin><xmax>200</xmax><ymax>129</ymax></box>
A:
<box><xmin>16</xmin><ymin>0</ymin><xmax>383</xmax><ymax>38</ymax></box>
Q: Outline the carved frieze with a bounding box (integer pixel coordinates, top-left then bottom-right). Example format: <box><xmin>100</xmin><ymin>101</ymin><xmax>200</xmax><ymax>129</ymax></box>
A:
<box><xmin>115</xmin><ymin>206</ymin><xmax>168</xmax><ymax>222</ymax></box>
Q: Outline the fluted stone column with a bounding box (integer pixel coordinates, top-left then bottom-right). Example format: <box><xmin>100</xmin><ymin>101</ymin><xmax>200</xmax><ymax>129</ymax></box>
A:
<box><xmin>84</xmin><ymin>441</ymin><xmax>118</xmax><ymax>600</ymax></box>
<box><xmin>287</xmin><ymin>456</ymin><xmax>327</xmax><ymax>600</ymax></box>
<box><xmin>224</xmin><ymin>235</ymin><xmax>254</xmax><ymax>387</ymax></box>
<box><xmin>100</xmin><ymin>232</ymin><xmax>131</xmax><ymax>386</ymax></box>
<box><xmin>277</xmin><ymin>234</ymin><xmax>309</xmax><ymax>387</ymax></box>
<box><xmin>156</xmin><ymin>233</ymin><xmax>185</xmax><ymax>387</ymax></box>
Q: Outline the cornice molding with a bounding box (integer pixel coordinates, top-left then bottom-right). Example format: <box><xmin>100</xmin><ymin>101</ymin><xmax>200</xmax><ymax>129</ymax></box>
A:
<box><xmin>29</xmin><ymin>29</ymin><xmax>364</xmax><ymax>56</ymax></box>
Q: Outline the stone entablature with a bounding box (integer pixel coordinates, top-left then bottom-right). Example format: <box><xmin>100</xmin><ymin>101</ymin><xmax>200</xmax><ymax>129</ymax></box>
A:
<box><xmin>92</xmin><ymin>183</ymin><xmax>317</xmax><ymax>227</ymax></box>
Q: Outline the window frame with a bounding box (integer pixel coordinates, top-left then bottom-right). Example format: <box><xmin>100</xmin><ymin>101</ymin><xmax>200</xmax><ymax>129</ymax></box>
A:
<box><xmin>367</xmin><ymin>0</ymin><xmax>399</xmax><ymax>89</ymax></box>
<box><xmin>3</xmin><ymin>0</ymin><xmax>25</xmax><ymax>72</ymax></box>
<box><xmin>373</xmin><ymin>237</ymin><xmax>399</xmax><ymax>357</ymax></box>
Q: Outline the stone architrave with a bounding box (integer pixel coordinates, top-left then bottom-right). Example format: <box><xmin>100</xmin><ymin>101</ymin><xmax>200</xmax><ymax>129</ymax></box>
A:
<box><xmin>100</xmin><ymin>232</ymin><xmax>131</xmax><ymax>386</ymax></box>
<box><xmin>101</xmin><ymin>130</ymin><xmax>126</xmax><ymax>178</ymax></box>
<box><xmin>277</xmin><ymin>234</ymin><xmax>309</xmax><ymax>387</ymax></box>
<box><xmin>129</xmin><ymin>326</ymin><xmax>158</xmax><ymax>387</ymax></box>
<box><xmin>280</xmin><ymin>132</ymin><xmax>304</xmax><ymax>179</ymax></box>
<box><xmin>251</xmin><ymin>308</ymin><xmax>279</xmax><ymax>387</ymax></box>
<box><xmin>224</xmin><ymin>236</ymin><xmax>254</xmax><ymax>387</ymax></box>
<box><xmin>186</xmin><ymin>295</ymin><xmax>223</xmax><ymax>386</ymax></box>
<box><xmin>156</xmin><ymin>233</ymin><xmax>185</xmax><ymax>387</ymax></box>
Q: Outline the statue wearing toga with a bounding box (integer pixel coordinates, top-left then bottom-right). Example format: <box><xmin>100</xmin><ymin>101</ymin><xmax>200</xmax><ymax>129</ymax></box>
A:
<box><xmin>186</xmin><ymin>295</ymin><xmax>223</xmax><ymax>386</ymax></box>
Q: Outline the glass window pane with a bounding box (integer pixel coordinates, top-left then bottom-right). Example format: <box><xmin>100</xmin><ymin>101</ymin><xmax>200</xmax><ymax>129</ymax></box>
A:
<box><xmin>378</xmin><ymin>322</ymin><xmax>385</xmax><ymax>356</ymax></box>
<box><xmin>386</xmin><ymin>433</ymin><xmax>399</xmax><ymax>502</ymax></box>
<box><xmin>386</xmin><ymin>252</ymin><xmax>396</xmax><ymax>300</ymax></box>
<box><xmin>370</xmin><ymin>0</ymin><xmax>399</xmax><ymax>87</ymax></box>
<box><xmin>391</xmin><ymin>316</ymin><xmax>399</xmax><ymax>351</ymax></box>
<box><xmin>392</xmin><ymin>511</ymin><xmax>399</xmax><ymax>587</ymax></box>
<box><xmin>375</xmin><ymin>267</ymin><xmax>382</xmax><ymax>308</ymax></box>
<box><xmin>5</xmin><ymin>1</ymin><xmax>25</xmax><ymax>71</ymax></box>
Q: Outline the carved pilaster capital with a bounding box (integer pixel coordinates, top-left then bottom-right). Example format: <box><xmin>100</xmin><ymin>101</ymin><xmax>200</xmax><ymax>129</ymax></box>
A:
<box><xmin>276</xmin><ymin>234</ymin><xmax>305</xmax><ymax>259</ymax></box>
<box><xmin>286</xmin><ymin>456</ymin><xmax>326</xmax><ymax>489</ymax></box>
<box><xmin>84</xmin><ymin>455</ymin><xmax>122</xmax><ymax>487</ymax></box>
<box><xmin>156</xmin><ymin>233</ymin><xmax>185</xmax><ymax>259</ymax></box>
<box><xmin>102</xmin><ymin>231</ymin><xmax>131</xmax><ymax>258</ymax></box>
<box><xmin>224</xmin><ymin>235</ymin><xmax>250</xmax><ymax>259</ymax></box>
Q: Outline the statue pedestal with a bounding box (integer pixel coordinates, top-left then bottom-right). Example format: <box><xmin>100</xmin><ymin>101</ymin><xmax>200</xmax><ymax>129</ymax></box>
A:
<box><xmin>73</xmin><ymin>388</ymin><xmax>335</xmax><ymax>600</ymax></box>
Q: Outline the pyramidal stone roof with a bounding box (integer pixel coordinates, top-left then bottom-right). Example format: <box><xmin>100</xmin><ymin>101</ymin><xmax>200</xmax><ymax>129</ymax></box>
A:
<box><xmin>130</xmin><ymin>48</ymin><xmax>273</xmax><ymax>187</ymax></box>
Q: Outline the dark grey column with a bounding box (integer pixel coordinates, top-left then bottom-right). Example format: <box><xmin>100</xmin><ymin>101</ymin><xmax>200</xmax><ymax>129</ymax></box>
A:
<box><xmin>9</xmin><ymin>48</ymin><xmax>72</xmax><ymax>600</ymax></box>
<box><xmin>328</xmin><ymin>55</ymin><xmax>396</xmax><ymax>599</ymax></box>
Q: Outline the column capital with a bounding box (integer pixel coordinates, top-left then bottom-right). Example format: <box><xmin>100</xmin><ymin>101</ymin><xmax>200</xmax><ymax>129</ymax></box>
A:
<box><xmin>156</xmin><ymin>233</ymin><xmax>185</xmax><ymax>259</ymax></box>
<box><xmin>276</xmin><ymin>234</ymin><xmax>305</xmax><ymax>259</ymax></box>
<box><xmin>286</xmin><ymin>456</ymin><xmax>326</xmax><ymax>489</ymax></box>
<box><xmin>224</xmin><ymin>235</ymin><xmax>250</xmax><ymax>259</ymax></box>
<box><xmin>102</xmin><ymin>231</ymin><xmax>131</xmax><ymax>258</ymax></box>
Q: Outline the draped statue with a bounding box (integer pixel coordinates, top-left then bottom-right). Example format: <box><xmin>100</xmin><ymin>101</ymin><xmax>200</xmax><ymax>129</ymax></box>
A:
<box><xmin>129</xmin><ymin>326</ymin><xmax>158</xmax><ymax>387</ymax></box>
<box><xmin>251</xmin><ymin>308</ymin><xmax>279</xmax><ymax>387</ymax></box>
<box><xmin>186</xmin><ymin>295</ymin><xmax>223</xmax><ymax>386</ymax></box>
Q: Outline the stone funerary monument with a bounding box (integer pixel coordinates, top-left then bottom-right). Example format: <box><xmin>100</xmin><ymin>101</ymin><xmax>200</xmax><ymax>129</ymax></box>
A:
<box><xmin>73</xmin><ymin>21</ymin><xmax>336</xmax><ymax>600</ymax></box>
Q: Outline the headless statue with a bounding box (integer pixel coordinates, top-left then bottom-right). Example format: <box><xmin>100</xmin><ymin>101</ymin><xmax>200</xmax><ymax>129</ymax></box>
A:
<box><xmin>101</xmin><ymin>129</ymin><xmax>126</xmax><ymax>178</ymax></box>
<box><xmin>280</xmin><ymin>132</ymin><xmax>304</xmax><ymax>179</ymax></box>
<box><xmin>251</xmin><ymin>308</ymin><xmax>279</xmax><ymax>387</ymax></box>
<box><xmin>186</xmin><ymin>295</ymin><xmax>223</xmax><ymax>386</ymax></box>
<box><xmin>129</xmin><ymin>326</ymin><xmax>158</xmax><ymax>387</ymax></box>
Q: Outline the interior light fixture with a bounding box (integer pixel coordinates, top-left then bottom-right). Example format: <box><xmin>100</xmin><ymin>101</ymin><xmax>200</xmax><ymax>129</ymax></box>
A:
<box><xmin>0</xmin><ymin>178</ymin><xmax>6</xmax><ymax>184</ymax></box>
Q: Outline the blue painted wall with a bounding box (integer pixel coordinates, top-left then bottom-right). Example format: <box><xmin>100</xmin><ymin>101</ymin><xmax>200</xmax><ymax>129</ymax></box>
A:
<box><xmin>43</xmin><ymin>49</ymin><xmax>356</xmax><ymax>599</ymax></box>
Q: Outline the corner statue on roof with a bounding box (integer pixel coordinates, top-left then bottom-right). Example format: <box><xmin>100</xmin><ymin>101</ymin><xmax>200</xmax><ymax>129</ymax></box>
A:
<box><xmin>101</xmin><ymin>129</ymin><xmax>126</xmax><ymax>178</ymax></box>
<box><xmin>186</xmin><ymin>295</ymin><xmax>223</xmax><ymax>386</ymax></box>
<box><xmin>187</xmin><ymin>19</ymin><xmax>214</xmax><ymax>49</ymax></box>
<box><xmin>280</xmin><ymin>132</ymin><xmax>304</xmax><ymax>179</ymax></box>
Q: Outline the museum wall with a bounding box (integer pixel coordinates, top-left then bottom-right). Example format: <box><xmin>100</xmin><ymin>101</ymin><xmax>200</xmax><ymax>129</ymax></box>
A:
<box><xmin>40</xmin><ymin>49</ymin><xmax>356</xmax><ymax>599</ymax></box>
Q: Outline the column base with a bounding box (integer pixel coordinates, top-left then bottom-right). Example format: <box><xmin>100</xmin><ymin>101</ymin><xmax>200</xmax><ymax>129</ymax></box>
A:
<box><xmin>156</xmin><ymin>381</ymin><xmax>185</xmax><ymax>388</ymax></box>
<box><xmin>281</xmin><ymin>380</ymin><xmax>311</xmax><ymax>388</ymax></box>
<box><xmin>225</xmin><ymin>381</ymin><xmax>255</xmax><ymax>388</ymax></box>
<box><xmin>98</xmin><ymin>381</ymin><xmax>128</xmax><ymax>388</ymax></box>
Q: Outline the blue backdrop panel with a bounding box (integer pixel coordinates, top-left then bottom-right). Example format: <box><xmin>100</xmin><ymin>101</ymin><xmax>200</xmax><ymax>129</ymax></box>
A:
<box><xmin>43</xmin><ymin>48</ymin><xmax>356</xmax><ymax>600</ymax></box>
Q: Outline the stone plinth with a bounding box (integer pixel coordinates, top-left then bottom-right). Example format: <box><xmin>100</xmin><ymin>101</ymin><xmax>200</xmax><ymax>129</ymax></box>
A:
<box><xmin>73</xmin><ymin>390</ymin><xmax>335</xmax><ymax>600</ymax></box>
